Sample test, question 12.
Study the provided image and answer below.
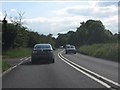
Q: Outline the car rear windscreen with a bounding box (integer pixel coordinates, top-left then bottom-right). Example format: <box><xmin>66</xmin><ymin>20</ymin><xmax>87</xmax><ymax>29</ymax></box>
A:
<box><xmin>34</xmin><ymin>45</ymin><xmax>51</xmax><ymax>49</ymax></box>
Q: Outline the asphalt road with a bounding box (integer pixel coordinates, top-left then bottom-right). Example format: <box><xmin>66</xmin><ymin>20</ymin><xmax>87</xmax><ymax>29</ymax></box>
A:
<box><xmin>62</xmin><ymin>50</ymin><xmax>119</xmax><ymax>83</ymax></box>
<box><xmin>2</xmin><ymin>49</ymin><xmax>119</xmax><ymax>88</ymax></box>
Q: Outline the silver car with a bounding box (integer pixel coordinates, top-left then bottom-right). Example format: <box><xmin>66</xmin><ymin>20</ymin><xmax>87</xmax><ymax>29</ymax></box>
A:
<box><xmin>65</xmin><ymin>45</ymin><xmax>76</xmax><ymax>54</ymax></box>
<box><xmin>31</xmin><ymin>44</ymin><xmax>55</xmax><ymax>64</ymax></box>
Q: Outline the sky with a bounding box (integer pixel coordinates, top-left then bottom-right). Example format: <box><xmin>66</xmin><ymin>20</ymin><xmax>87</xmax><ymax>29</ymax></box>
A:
<box><xmin>0</xmin><ymin>0</ymin><xmax>119</xmax><ymax>37</ymax></box>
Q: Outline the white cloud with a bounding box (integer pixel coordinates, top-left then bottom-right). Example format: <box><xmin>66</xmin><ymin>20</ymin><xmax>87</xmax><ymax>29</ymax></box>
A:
<box><xmin>103</xmin><ymin>15</ymin><xmax>118</xmax><ymax>33</ymax></box>
<box><xmin>10</xmin><ymin>9</ymin><xmax>16</xmax><ymax>12</ymax></box>
<box><xmin>50</xmin><ymin>2</ymin><xmax>118</xmax><ymax>34</ymax></box>
<box><xmin>54</xmin><ymin>4</ymin><xmax>117</xmax><ymax>18</ymax></box>
<box><xmin>24</xmin><ymin>17</ymin><xmax>48</xmax><ymax>23</ymax></box>
<box><xmin>5</xmin><ymin>1</ymin><xmax>118</xmax><ymax>37</ymax></box>
<box><xmin>0</xmin><ymin>12</ymin><xmax>3</xmax><ymax>20</ymax></box>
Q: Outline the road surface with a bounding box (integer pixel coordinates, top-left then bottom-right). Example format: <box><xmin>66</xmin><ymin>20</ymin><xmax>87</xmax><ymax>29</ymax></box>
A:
<box><xmin>2</xmin><ymin>49</ymin><xmax>119</xmax><ymax>89</ymax></box>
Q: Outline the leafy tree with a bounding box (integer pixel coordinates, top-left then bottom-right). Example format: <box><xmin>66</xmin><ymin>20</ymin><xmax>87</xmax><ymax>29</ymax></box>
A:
<box><xmin>56</xmin><ymin>19</ymin><xmax>115</xmax><ymax>47</ymax></box>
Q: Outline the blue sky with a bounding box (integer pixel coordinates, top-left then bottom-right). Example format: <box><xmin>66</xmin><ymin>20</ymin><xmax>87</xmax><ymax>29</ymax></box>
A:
<box><xmin>1</xmin><ymin>0</ymin><xmax>119</xmax><ymax>37</ymax></box>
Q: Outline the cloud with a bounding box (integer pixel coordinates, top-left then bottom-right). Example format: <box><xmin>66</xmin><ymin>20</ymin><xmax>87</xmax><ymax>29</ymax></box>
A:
<box><xmin>24</xmin><ymin>17</ymin><xmax>48</xmax><ymax>23</ymax></box>
<box><xmin>8</xmin><ymin>1</ymin><xmax>118</xmax><ymax>37</ymax></box>
<box><xmin>10</xmin><ymin>9</ymin><xmax>16</xmax><ymax>12</ymax></box>
<box><xmin>24</xmin><ymin>15</ymin><xmax>90</xmax><ymax>36</ymax></box>
<box><xmin>103</xmin><ymin>15</ymin><xmax>118</xmax><ymax>33</ymax></box>
<box><xmin>97</xmin><ymin>2</ymin><xmax>118</xmax><ymax>7</ymax></box>
<box><xmin>50</xmin><ymin>2</ymin><xmax>118</xmax><ymax>34</ymax></box>
<box><xmin>54</xmin><ymin>4</ymin><xmax>117</xmax><ymax>18</ymax></box>
<box><xmin>0</xmin><ymin>12</ymin><xmax>3</xmax><ymax>20</ymax></box>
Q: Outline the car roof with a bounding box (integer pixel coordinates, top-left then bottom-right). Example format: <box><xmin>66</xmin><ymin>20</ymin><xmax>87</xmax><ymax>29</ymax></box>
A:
<box><xmin>35</xmin><ymin>44</ymin><xmax>51</xmax><ymax>46</ymax></box>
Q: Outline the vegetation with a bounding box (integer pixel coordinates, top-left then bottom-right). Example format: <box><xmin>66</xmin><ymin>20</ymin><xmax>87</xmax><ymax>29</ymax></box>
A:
<box><xmin>1</xmin><ymin>13</ymin><xmax>119</xmax><ymax>61</ymax></box>
<box><xmin>3</xmin><ymin>48</ymin><xmax>32</xmax><ymax>58</ymax></box>
<box><xmin>56</xmin><ymin>20</ymin><xmax>118</xmax><ymax>47</ymax></box>
<box><xmin>55</xmin><ymin>20</ymin><xmax>119</xmax><ymax>61</ymax></box>
<box><xmin>1</xmin><ymin>11</ymin><xmax>119</xmax><ymax>73</ymax></box>
<box><xmin>1</xmin><ymin>14</ymin><xmax>55</xmax><ymax>51</ymax></box>
<box><xmin>78</xmin><ymin>43</ymin><xmax>118</xmax><ymax>61</ymax></box>
<box><xmin>2</xmin><ymin>22</ymin><xmax>55</xmax><ymax>51</ymax></box>
<box><xmin>2</xmin><ymin>61</ymin><xmax>11</xmax><ymax>72</ymax></box>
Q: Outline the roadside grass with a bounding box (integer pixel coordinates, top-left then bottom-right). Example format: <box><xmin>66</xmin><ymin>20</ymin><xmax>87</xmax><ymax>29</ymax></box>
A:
<box><xmin>2</xmin><ymin>61</ymin><xmax>11</xmax><ymax>72</ymax></box>
<box><xmin>3</xmin><ymin>48</ymin><xmax>32</xmax><ymax>59</ymax></box>
<box><xmin>0</xmin><ymin>55</ymin><xmax>2</xmax><ymax>73</ymax></box>
<box><xmin>2</xmin><ymin>48</ymin><xmax>32</xmax><ymax>72</ymax></box>
<box><xmin>78</xmin><ymin>43</ymin><xmax>118</xmax><ymax>61</ymax></box>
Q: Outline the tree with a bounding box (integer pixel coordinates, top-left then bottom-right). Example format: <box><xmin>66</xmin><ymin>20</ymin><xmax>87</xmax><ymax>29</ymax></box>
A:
<box><xmin>10</xmin><ymin>11</ymin><xmax>25</xmax><ymax>27</ymax></box>
<box><xmin>56</xmin><ymin>19</ymin><xmax>115</xmax><ymax>47</ymax></box>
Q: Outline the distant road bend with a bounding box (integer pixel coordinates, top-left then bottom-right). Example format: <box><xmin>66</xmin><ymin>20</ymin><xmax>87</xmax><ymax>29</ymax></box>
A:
<box><xmin>2</xmin><ymin>49</ymin><xmax>119</xmax><ymax>89</ymax></box>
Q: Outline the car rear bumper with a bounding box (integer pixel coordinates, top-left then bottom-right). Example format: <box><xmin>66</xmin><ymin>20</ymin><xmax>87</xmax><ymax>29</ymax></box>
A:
<box><xmin>31</xmin><ymin>53</ymin><xmax>54</xmax><ymax>62</ymax></box>
<box><xmin>66</xmin><ymin>50</ymin><xmax>76</xmax><ymax>53</ymax></box>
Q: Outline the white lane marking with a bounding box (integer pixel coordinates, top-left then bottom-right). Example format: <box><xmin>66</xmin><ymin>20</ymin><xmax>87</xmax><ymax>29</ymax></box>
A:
<box><xmin>58</xmin><ymin>52</ymin><xmax>111</xmax><ymax>88</ymax></box>
<box><xmin>20</xmin><ymin>57</ymin><xmax>27</xmax><ymax>61</ymax></box>
<box><xmin>2</xmin><ymin>57</ymin><xmax>31</xmax><ymax>76</ymax></box>
<box><xmin>59</xmin><ymin>50</ymin><xmax>120</xmax><ymax>87</ymax></box>
<box><xmin>25</xmin><ymin>57</ymin><xmax>31</xmax><ymax>60</ymax></box>
<box><xmin>20</xmin><ymin>58</ymin><xmax>24</xmax><ymax>61</ymax></box>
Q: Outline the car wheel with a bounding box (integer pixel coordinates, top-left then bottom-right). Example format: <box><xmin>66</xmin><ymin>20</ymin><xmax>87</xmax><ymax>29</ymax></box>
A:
<box><xmin>65</xmin><ymin>51</ymin><xmax>67</xmax><ymax>54</ymax></box>
<box><xmin>31</xmin><ymin>59</ymin><xmax>35</xmax><ymax>64</ymax></box>
<box><xmin>74</xmin><ymin>52</ymin><xmax>76</xmax><ymax>54</ymax></box>
<box><xmin>52</xmin><ymin>59</ymin><xmax>55</xmax><ymax>63</ymax></box>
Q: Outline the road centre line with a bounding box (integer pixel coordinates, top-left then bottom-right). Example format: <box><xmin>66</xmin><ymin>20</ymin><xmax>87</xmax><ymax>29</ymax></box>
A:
<box><xmin>58</xmin><ymin>50</ymin><xmax>120</xmax><ymax>89</ymax></box>
<box><xmin>58</xmin><ymin>52</ymin><xmax>111</xmax><ymax>88</ymax></box>
<box><xmin>60</xmin><ymin>50</ymin><xmax>120</xmax><ymax>87</ymax></box>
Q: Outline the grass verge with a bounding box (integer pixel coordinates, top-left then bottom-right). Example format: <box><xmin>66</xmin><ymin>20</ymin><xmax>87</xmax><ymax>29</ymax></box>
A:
<box><xmin>3</xmin><ymin>47</ymin><xmax>32</xmax><ymax>59</ymax></box>
<box><xmin>78</xmin><ymin>43</ymin><xmax>118</xmax><ymax>62</ymax></box>
<box><xmin>2</xmin><ymin>61</ymin><xmax>11</xmax><ymax>72</ymax></box>
<box><xmin>2</xmin><ymin>48</ymin><xmax>32</xmax><ymax>72</ymax></box>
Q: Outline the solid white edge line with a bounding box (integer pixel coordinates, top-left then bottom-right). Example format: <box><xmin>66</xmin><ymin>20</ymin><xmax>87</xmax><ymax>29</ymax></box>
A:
<box><xmin>20</xmin><ymin>57</ymin><xmax>27</xmax><ymax>61</ymax></box>
<box><xmin>60</xmin><ymin>50</ymin><xmax>120</xmax><ymax>87</ymax></box>
<box><xmin>1</xmin><ymin>56</ymin><xmax>31</xmax><ymax>76</ymax></box>
<box><xmin>58</xmin><ymin>52</ymin><xmax>111</xmax><ymax>88</ymax></box>
<box><xmin>20</xmin><ymin>58</ymin><xmax>24</xmax><ymax>61</ymax></box>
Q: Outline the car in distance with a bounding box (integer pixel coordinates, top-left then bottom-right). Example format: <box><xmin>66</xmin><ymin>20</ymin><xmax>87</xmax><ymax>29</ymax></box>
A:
<box><xmin>31</xmin><ymin>44</ymin><xmax>55</xmax><ymax>64</ymax></box>
<box><xmin>65</xmin><ymin>45</ymin><xmax>76</xmax><ymax>54</ymax></box>
<box><xmin>59</xmin><ymin>45</ymin><xmax>64</xmax><ymax>49</ymax></box>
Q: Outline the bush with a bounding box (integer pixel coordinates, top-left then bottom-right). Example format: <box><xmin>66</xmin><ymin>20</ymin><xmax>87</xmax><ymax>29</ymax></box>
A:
<box><xmin>79</xmin><ymin>43</ymin><xmax>118</xmax><ymax>61</ymax></box>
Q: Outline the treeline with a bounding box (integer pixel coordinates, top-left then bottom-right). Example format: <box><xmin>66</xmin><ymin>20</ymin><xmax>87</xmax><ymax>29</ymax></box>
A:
<box><xmin>2</xmin><ymin>18</ymin><xmax>119</xmax><ymax>51</ymax></box>
<box><xmin>56</xmin><ymin>20</ymin><xmax>119</xmax><ymax>47</ymax></box>
<box><xmin>1</xmin><ymin>19</ymin><xmax>55</xmax><ymax>51</ymax></box>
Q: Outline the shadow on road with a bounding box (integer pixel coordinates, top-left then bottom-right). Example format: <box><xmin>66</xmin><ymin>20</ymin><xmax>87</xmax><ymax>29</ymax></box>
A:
<box><xmin>21</xmin><ymin>61</ymin><xmax>52</xmax><ymax>66</ymax></box>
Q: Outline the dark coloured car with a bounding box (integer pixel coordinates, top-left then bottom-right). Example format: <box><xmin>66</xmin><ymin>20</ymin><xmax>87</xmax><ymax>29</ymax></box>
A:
<box><xmin>31</xmin><ymin>44</ymin><xmax>55</xmax><ymax>64</ymax></box>
<box><xmin>65</xmin><ymin>45</ymin><xmax>76</xmax><ymax>54</ymax></box>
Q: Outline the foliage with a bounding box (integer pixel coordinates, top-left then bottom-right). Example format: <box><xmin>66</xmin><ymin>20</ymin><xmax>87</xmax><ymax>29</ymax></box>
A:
<box><xmin>78</xmin><ymin>43</ymin><xmax>118</xmax><ymax>61</ymax></box>
<box><xmin>3</xmin><ymin>48</ymin><xmax>32</xmax><ymax>58</ymax></box>
<box><xmin>1</xmin><ymin>19</ymin><xmax>55</xmax><ymax>51</ymax></box>
<box><xmin>2</xmin><ymin>61</ymin><xmax>11</xmax><ymax>72</ymax></box>
<box><xmin>56</xmin><ymin>19</ymin><xmax>117</xmax><ymax>47</ymax></box>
